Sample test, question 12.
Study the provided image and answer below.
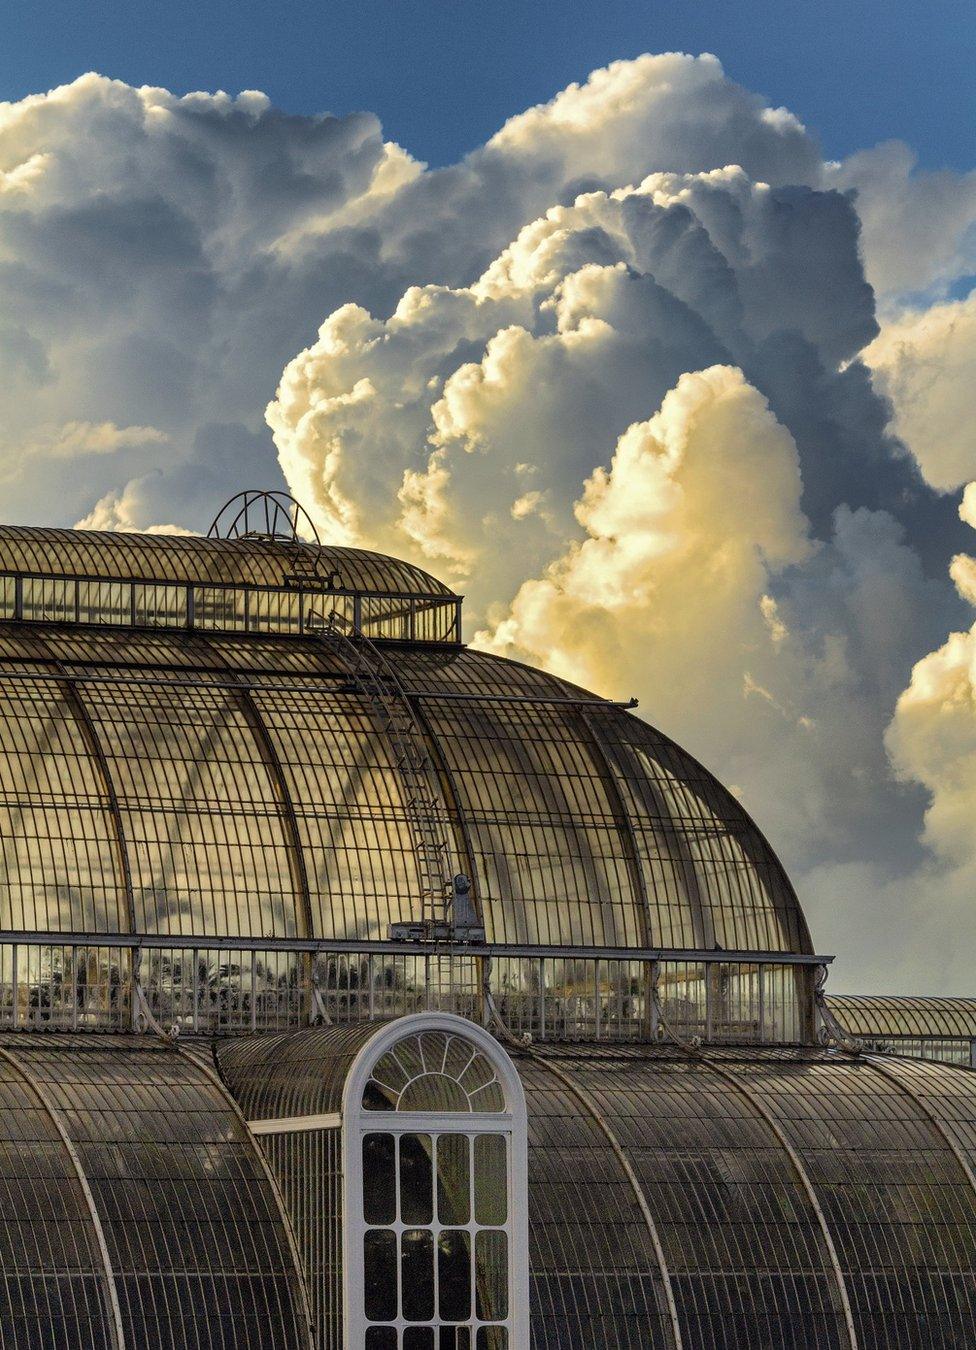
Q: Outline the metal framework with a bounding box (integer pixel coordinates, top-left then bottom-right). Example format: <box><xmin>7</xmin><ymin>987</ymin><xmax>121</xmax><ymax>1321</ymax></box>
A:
<box><xmin>207</xmin><ymin>490</ymin><xmax>324</xmax><ymax>547</ymax></box>
<box><xmin>521</xmin><ymin>1043</ymin><xmax>684</xmax><ymax>1349</ymax></box>
<box><xmin>312</xmin><ymin>609</ymin><xmax>456</xmax><ymax>929</ymax></box>
<box><xmin>0</xmin><ymin>1043</ymin><xmax>126</xmax><ymax>1350</ymax></box>
<box><xmin>341</xmin><ymin>1014</ymin><xmax>530</xmax><ymax>1349</ymax></box>
<box><xmin>827</xmin><ymin>994</ymin><xmax>976</xmax><ymax>1067</ymax></box>
<box><xmin>699</xmin><ymin>1055</ymin><xmax>858</xmax><ymax>1348</ymax></box>
<box><xmin>0</xmin><ymin>932</ymin><xmax>823</xmax><ymax>1044</ymax></box>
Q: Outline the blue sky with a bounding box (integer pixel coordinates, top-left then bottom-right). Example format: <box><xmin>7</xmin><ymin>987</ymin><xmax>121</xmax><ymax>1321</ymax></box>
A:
<box><xmin>3</xmin><ymin>0</ymin><xmax>974</xmax><ymax>170</ymax></box>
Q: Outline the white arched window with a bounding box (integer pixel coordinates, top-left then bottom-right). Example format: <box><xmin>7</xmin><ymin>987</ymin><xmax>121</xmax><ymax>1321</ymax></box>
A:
<box><xmin>343</xmin><ymin>1013</ymin><xmax>529</xmax><ymax>1349</ymax></box>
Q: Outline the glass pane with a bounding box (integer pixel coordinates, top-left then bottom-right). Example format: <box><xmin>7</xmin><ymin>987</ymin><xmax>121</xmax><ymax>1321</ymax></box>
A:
<box><xmin>400</xmin><ymin>1074</ymin><xmax>471</xmax><ymax>1112</ymax></box>
<box><xmin>364</xmin><ymin>1229</ymin><xmax>397</xmax><ymax>1322</ymax></box>
<box><xmin>249</xmin><ymin>588</ymin><xmax>302</xmax><ymax>633</ymax></box>
<box><xmin>363</xmin><ymin>1133</ymin><xmax>396</xmax><ymax>1225</ymax></box>
<box><xmin>363</xmin><ymin>1078</ymin><xmax>398</xmax><ymax>1111</ymax></box>
<box><xmin>476</xmin><ymin>1330</ymin><xmax>507</xmax><ymax>1350</ymax></box>
<box><xmin>195</xmin><ymin>586</ymin><xmax>247</xmax><ymax>631</ymax></box>
<box><xmin>475</xmin><ymin>1230</ymin><xmax>508</xmax><ymax>1322</ymax></box>
<box><xmin>437</xmin><ymin>1134</ymin><xmax>470</xmax><ymax>1224</ymax></box>
<box><xmin>23</xmin><ymin>577</ymin><xmax>75</xmax><ymax>622</ymax></box>
<box><xmin>438</xmin><ymin>1229</ymin><xmax>472</xmax><ymax>1321</ymax></box>
<box><xmin>440</xmin><ymin>1330</ymin><xmax>471</xmax><ymax>1350</ymax></box>
<box><xmin>473</xmin><ymin>1135</ymin><xmax>507</xmax><ymax>1225</ymax></box>
<box><xmin>366</xmin><ymin>1330</ymin><xmax>397</xmax><ymax>1349</ymax></box>
<box><xmin>134</xmin><ymin>582</ymin><xmax>187</xmax><ymax>627</ymax></box>
<box><xmin>399</xmin><ymin>1133</ymin><xmax>433</xmax><ymax>1225</ymax></box>
<box><xmin>78</xmin><ymin>580</ymin><xmax>130</xmax><ymax>625</ymax></box>
<box><xmin>404</xmin><ymin>1331</ymin><xmax>435</xmax><ymax>1350</ymax></box>
<box><xmin>401</xmin><ymin>1229</ymin><xmax>435</xmax><ymax>1322</ymax></box>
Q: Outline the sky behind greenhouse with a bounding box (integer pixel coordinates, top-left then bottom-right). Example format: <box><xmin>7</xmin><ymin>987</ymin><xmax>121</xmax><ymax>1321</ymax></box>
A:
<box><xmin>1</xmin><ymin>3</ymin><xmax>976</xmax><ymax>991</ymax></box>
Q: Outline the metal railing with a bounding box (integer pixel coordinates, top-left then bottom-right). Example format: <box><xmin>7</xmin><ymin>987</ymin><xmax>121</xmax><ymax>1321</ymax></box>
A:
<box><xmin>0</xmin><ymin>934</ymin><xmax>824</xmax><ymax>1045</ymax></box>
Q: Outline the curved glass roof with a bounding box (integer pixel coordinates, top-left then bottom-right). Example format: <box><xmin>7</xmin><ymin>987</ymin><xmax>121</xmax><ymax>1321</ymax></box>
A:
<box><xmin>0</xmin><ymin>1034</ymin><xmax>309</xmax><ymax>1349</ymax></box>
<box><xmin>219</xmin><ymin>1032</ymin><xmax>976</xmax><ymax>1349</ymax></box>
<box><xmin>0</xmin><ymin>621</ymin><xmax>810</xmax><ymax>952</ymax></box>
<box><xmin>827</xmin><ymin>994</ymin><xmax>976</xmax><ymax>1039</ymax></box>
<box><xmin>0</xmin><ymin>524</ymin><xmax>454</xmax><ymax>595</ymax></box>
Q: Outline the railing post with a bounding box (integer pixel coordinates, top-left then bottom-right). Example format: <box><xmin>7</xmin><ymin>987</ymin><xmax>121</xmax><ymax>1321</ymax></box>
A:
<box><xmin>130</xmin><ymin>946</ymin><xmax>141</xmax><ymax>1033</ymax></box>
<box><xmin>648</xmin><ymin>959</ymin><xmax>660</xmax><ymax>1042</ymax></box>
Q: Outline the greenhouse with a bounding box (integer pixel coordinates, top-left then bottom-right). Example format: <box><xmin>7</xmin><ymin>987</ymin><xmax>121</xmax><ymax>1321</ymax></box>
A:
<box><xmin>827</xmin><ymin>994</ymin><xmax>976</xmax><ymax>1068</ymax></box>
<box><xmin>0</xmin><ymin>491</ymin><xmax>973</xmax><ymax>1349</ymax></box>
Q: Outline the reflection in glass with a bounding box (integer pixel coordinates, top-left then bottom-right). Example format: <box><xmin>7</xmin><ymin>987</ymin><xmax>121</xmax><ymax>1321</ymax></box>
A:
<box><xmin>363</xmin><ymin>1229</ymin><xmax>397</xmax><ymax>1322</ymax></box>
<box><xmin>78</xmin><ymin>580</ymin><xmax>129</xmax><ymax>625</ymax></box>
<box><xmin>474</xmin><ymin>1135</ymin><xmax>507</xmax><ymax>1225</ymax></box>
<box><xmin>475</xmin><ymin>1230</ymin><xmax>508</xmax><ymax>1322</ymax></box>
<box><xmin>23</xmin><ymin>577</ymin><xmax>75</xmax><ymax>623</ymax></box>
<box><xmin>401</xmin><ymin>1228</ymin><xmax>434</xmax><ymax>1321</ymax></box>
<box><xmin>438</xmin><ymin>1228</ymin><xmax>472</xmax><ymax>1321</ymax></box>
<box><xmin>363</xmin><ymin>1134</ymin><xmax>396</xmax><ymax>1225</ymax></box>
<box><xmin>436</xmin><ymin>1134</ymin><xmax>470</xmax><ymax>1225</ymax></box>
<box><xmin>399</xmin><ymin>1133</ymin><xmax>433</xmax><ymax>1225</ymax></box>
<box><xmin>134</xmin><ymin>582</ymin><xmax>187</xmax><ymax>627</ymax></box>
<box><xmin>365</xmin><ymin>1330</ymin><xmax>397</xmax><ymax>1349</ymax></box>
<box><xmin>476</xmin><ymin>1329</ymin><xmax>507</xmax><ymax>1350</ymax></box>
<box><xmin>404</xmin><ymin>1330</ymin><xmax>435</xmax><ymax>1350</ymax></box>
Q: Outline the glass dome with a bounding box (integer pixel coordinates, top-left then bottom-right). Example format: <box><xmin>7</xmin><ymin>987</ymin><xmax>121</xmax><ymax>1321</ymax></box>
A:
<box><xmin>0</xmin><ymin>617</ymin><xmax>809</xmax><ymax>953</ymax></box>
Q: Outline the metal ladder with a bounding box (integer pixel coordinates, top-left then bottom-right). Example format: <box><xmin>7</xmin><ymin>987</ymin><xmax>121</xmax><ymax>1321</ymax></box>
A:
<box><xmin>311</xmin><ymin>608</ymin><xmax>454</xmax><ymax>928</ymax></box>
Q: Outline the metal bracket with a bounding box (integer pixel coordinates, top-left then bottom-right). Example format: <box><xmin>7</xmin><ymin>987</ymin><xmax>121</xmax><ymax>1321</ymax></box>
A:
<box><xmin>813</xmin><ymin>965</ymin><xmax>863</xmax><ymax>1055</ymax></box>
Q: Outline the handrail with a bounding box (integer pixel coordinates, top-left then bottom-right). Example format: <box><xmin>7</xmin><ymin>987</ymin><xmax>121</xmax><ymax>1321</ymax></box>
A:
<box><xmin>0</xmin><ymin>929</ymin><xmax>834</xmax><ymax>963</ymax></box>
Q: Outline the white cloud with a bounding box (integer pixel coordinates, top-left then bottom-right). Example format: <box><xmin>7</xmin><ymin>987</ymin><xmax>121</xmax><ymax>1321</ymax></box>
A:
<box><xmin>75</xmin><ymin>478</ymin><xmax>193</xmax><ymax>534</ymax></box>
<box><xmin>474</xmin><ymin>364</ymin><xmax>811</xmax><ymax>693</ymax></box>
<box><xmin>829</xmin><ymin>141</ymin><xmax>976</xmax><ymax>302</ymax></box>
<box><xmin>26</xmin><ymin>420</ymin><xmax>168</xmax><ymax>460</ymax></box>
<box><xmin>864</xmin><ymin>291</ymin><xmax>976</xmax><ymax>491</ymax></box>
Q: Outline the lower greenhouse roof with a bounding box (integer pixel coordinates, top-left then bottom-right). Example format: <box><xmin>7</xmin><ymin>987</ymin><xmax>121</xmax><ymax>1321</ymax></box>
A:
<box><xmin>826</xmin><ymin>993</ymin><xmax>976</xmax><ymax>1040</ymax></box>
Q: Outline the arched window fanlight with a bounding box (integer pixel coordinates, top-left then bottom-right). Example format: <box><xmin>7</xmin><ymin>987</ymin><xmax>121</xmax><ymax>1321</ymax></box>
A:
<box><xmin>362</xmin><ymin>1031</ymin><xmax>506</xmax><ymax>1113</ymax></box>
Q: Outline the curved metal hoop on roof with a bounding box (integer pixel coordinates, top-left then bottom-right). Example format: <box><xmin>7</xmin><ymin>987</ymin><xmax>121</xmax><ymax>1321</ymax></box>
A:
<box><xmin>207</xmin><ymin>489</ymin><xmax>322</xmax><ymax>547</ymax></box>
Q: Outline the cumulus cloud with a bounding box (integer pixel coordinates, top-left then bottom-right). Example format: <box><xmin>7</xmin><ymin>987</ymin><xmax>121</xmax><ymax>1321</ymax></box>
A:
<box><xmin>828</xmin><ymin>141</ymin><xmax>976</xmax><ymax>303</ymax></box>
<box><xmin>0</xmin><ymin>54</ymin><xmax>829</xmax><ymax>532</ymax></box>
<box><xmin>75</xmin><ymin>478</ymin><xmax>193</xmax><ymax>534</ymax></box>
<box><xmin>3</xmin><ymin>54</ymin><xmax>976</xmax><ymax>989</ymax></box>
<box><xmin>476</xmin><ymin>364</ymin><xmax>811</xmax><ymax>693</ymax></box>
<box><xmin>264</xmin><ymin>76</ymin><xmax>976</xmax><ymax>990</ymax></box>
<box><xmin>878</xmin><ymin>517</ymin><xmax>976</xmax><ymax>988</ymax></box>
<box><xmin>864</xmin><ymin>291</ymin><xmax>976</xmax><ymax>491</ymax></box>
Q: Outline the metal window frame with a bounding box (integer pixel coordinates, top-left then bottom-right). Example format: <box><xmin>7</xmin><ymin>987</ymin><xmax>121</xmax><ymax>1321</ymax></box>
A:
<box><xmin>342</xmin><ymin>1012</ymin><xmax>530</xmax><ymax>1350</ymax></box>
<box><xmin>0</xmin><ymin>568</ymin><xmax>463</xmax><ymax>644</ymax></box>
